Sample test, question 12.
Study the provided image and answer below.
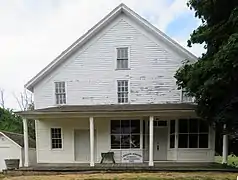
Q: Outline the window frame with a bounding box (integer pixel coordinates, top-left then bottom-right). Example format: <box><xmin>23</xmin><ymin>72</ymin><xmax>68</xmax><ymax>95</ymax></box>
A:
<box><xmin>169</xmin><ymin>120</ymin><xmax>176</xmax><ymax>149</ymax></box>
<box><xmin>117</xmin><ymin>80</ymin><xmax>129</xmax><ymax>104</ymax></box>
<box><xmin>50</xmin><ymin>127</ymin><xmax>63</xmax><ymax>150</ymax></box>
<box><xmin>110</xmin><ymin>119</ymin><xmax>141</xmax><ymax>150</ymax></box>
<box><xmin>115</xmin><ymin>47</ymin><xmax>130</xmax><ymax>70</ymax></box>
<box><xmin>177</xmin><ymin>119</ymin><xmax>209</xmax><ymax>149</ymax></box>
<box><xmin>54</xmin><ymin>81</ymin><xmax>67</xmax><ymax>105</ymax></box>
<box><xmin>181</xmin><ymin>89</ymin><xmax>193</xmax><ymax>103</ymax></box>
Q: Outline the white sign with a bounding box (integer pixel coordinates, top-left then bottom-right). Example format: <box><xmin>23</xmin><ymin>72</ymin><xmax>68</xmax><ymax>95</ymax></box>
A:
<box><xmin>121</xmin><ymin>151</ymin><xmax>143</xmax><ymax>163</ymax></box>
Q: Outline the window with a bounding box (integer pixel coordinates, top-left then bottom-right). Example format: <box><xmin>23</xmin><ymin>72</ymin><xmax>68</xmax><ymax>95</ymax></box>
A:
<box><xmin>51</xmin><ymin>128</ymin><xmax>62</xmax><ymax>149</ymax></box>
<box><xmin>117</xmin><ymin>80</ymin><xmax>129</xmax><ymax>103</ymax></box>
<box><xmin>55</xmin><ymin>82</ymin><xmax>66</xmax><ymax>104</ymax></box>
<box><xmin>117</xmin><ymin>47</ymin><xmax>129</xmax><ymax>69</ymax></box>
<box><xmin>111</xmin><ymin>120</ymin><xmax>140</xmax><ymax>149</ymax></box>
<box><xmin>178</xmin><ymin>119</ymin><xmax>209</xmax><ymax>148</ymax></box>
<box><xmin>181</xmin><ymin>89</ymin><xmax>193</xmax><ymax>102</ymax></box>
<box><xmin>169</xmin><ymin>120</ymin><xmax>175</xmax><ymax>148</ymax></box>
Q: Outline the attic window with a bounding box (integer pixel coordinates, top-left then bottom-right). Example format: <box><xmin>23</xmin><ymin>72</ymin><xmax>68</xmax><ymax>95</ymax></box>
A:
<box><xmin>117</xmin><ymin>47</ymin><xmax>129</xmax><ymax>69</ymax></box>
<box><xmin>55</xmin><ymin>82</ymin><xmax>66</xmax><ymax>105</ymax></box>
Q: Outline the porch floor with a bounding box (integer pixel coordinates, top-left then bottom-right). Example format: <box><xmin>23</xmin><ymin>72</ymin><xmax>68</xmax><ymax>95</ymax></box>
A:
<box><xmin>17</xmin><ymin>162</ymin><xmax>238</xmax><ymax>172</ymax></box>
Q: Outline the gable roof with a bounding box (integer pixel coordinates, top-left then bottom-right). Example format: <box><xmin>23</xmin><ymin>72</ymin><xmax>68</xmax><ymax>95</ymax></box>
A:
<box><xmin>25</xmin><ymin>3</ymin><xmax>197</xmax><ymax>92</ymax></box>
<box><xmin>0</xmin><ymin>131</ymin><xmax>36</xmax><ymax>148</ymax></box>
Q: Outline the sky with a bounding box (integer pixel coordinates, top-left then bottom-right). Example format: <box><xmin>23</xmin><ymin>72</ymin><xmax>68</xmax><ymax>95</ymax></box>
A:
<box><xmin>0</xmin><ymin>0</ymin><xmax>204</xmax><ymax>110</ymax></box>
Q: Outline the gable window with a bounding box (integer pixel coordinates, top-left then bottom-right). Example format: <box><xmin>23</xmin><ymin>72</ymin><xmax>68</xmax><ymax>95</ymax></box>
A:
<box><xmin>117</xmin><ymin>47</ymin><xmax>129</xmax><ymax>69</ymax></box>
<box><xmin>51</xmin><ymin>128</ymin><xmax>62</xmax><ymax>149</ymax></box>
<box><xmin>55</xmin><ymin>82</ymin><xmax>66</xmax><ymax>104</ymax></box>
<box><xmin>117</xmin><ymin>80</ymin><xmax>129</xmax><ymax>103</ymax></box>
<box><xmin>178</xmin><ymin>119</ymin><xmax>209</xmax><ymax>148</ymax></box>
<box><xmin>111</xmin><ymin>120</ymin><xmax>140</xmax><ymax>149</ymax></box>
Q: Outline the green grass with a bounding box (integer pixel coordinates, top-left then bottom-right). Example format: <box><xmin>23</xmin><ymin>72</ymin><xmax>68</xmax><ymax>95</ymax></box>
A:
<box><xmin>215</xmin><ymin>155</ymin><xmax>238</xmax><ymax>167</ymax></box>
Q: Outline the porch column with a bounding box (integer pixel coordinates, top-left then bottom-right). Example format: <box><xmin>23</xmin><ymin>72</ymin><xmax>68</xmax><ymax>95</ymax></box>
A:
<box><xmin>149</xmin><ymin>116</ymin><xmax>154</xmax><ymax>166</ymax></box>
<box><xmin>89</xmin><ymin>116</ymin><xmax>95</xmax><ymax>167</ymax></box>
<box><xmin>175</xmin><ymin>119</ymin><xmax>179</xmax><ymax>161</ymax></box>
<box><xmin>23</xmin><ymin>118</ymin><xmax>29</xmax><ymax>167</ymax></box>
<box><xmin>222</xmin><ymin>124</ymin><xmax>228</xmax><ymax>164</ymax></box>
<box><xmin>140</xmin><ymin>119</ymin><xmax>143</xmax><ymax>149</ymax></box>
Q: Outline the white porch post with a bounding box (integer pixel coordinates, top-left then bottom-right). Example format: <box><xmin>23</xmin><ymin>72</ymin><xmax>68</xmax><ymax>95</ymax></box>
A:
<box><xmin>23</xmin><ymin>118</ymin><xmax>29</xmax><ymax>167</ymax></box>
<box><xmin>222</xmin><ymin>124</ymin><xmax>228</xmax><ymax>164</ymax></box>
<box><xmin>89</xmin><ymin>116</ymin><xmax>95</xmax><ymax>167</ymax></box>
<box><xmin>140</xmin><ymin>119</ymin><xmax>143</xmax><ymax>150</ymax></box>
<box><xmin>149</xmin><ymin>116</ymin><xmax>154</xmax><ymax>166</ymax></box>
<box><xmin>175</xmin><ymin>119</ymin><xmax>179</xmax><ymax>161</ymax></box>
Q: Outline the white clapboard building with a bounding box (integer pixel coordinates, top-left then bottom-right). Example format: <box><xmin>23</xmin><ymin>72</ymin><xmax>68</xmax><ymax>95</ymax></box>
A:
<box><xmin>18</xmin><ymin>4</ymin><xmax>226</xmax><ymax>167</ymax></box>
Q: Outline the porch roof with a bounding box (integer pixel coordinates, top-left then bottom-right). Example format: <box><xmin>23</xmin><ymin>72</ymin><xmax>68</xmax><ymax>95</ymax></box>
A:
<box><xmin>16</xmin><ymin>103</ymin><xmax>197</xmax><ymax>119</ymax></box>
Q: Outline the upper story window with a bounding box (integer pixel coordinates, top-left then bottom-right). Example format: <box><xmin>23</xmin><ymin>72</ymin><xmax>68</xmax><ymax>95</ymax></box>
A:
<box><xmin>55</xmin><ymin>82</ymin><xmax>66</xmax><ymax>105</ymax></box>
<box><xmin>181</xmin><ymin>89</ymin><xmax>193</xmax><ymax>103</ymax></box>
<box><xmin>117</xmin><ymin>47</ymin><xmax>129</xmax><ymax>69</ymax></box>
<box><xmin>51</xmin><ymin>128</ymin><xmax>62</xmax><ymax>149</ymax></box>
<box><xmin>117</xmin><ymin>80</ymin><xmax>129</xmax><ymax>103</ymax></box>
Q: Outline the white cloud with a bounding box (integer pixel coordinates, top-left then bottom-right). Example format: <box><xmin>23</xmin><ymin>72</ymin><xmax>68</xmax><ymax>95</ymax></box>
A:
<box><xmin>0</xmin><ymin>0</ymin><xmax>203</xmax><ymax>109</ymax></box>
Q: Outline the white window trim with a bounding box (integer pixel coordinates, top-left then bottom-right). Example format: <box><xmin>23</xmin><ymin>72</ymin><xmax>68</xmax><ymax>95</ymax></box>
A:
<box><xmin>181</xmin><ymin>89</ymin><xmax>194</xmax><ymax>103</ymax></box>
<box><xmin>115</xmin><ymin>46</ymin><xmax>131</xmax><ymax>70</ymax></box>
<box><xmin>50</xmin><ymin>127</ymin><xmax>63</xmax><ymax>151</ymax></box>
<box><xmin>53</xmin><ymin>81</ymin><xmax>67</xmax><ymax>106</ymax></box>
<box><xmin>116</xmin><ymin>79</ymin><xmax>130</xmax><ymax>104</ymax></box>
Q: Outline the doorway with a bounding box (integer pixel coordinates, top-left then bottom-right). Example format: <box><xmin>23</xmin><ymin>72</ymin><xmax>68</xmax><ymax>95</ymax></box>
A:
<box><xmin>153</xmin><ymin>120</ymin><xmax>168</xmax><ymax>161</ymax></box>
<box><xmin>74</xmin><ymin>129</ymin><xmax>96</xmax><ymax>162</ymax></box>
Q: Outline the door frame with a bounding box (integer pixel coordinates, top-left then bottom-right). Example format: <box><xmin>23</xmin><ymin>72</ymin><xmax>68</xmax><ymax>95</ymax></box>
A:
<box><xmin>153</xmin><ymin>120</ymin><xmax>168</xmax><ymax>161</ymax></box>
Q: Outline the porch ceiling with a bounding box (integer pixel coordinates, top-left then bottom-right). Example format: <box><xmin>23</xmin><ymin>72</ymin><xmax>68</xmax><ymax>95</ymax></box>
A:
<box><xmin>16</xmin><ymin>103</ymin><xmax>197</xmax><ymax>119</ymax></box>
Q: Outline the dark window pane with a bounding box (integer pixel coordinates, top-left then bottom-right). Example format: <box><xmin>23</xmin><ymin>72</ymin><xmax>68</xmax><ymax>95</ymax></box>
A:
<box><xmin>199</xmin><ymin>134</ymin><xmax>208</xmax><ymax>148</ymax></box>
<box><xmin>131</xmin><ymin>135</ymin><xmax>140</xmax><ymax>148</ymax></box>
<box><xmin>189</xmin><ymin>134</ymin><xmax>198</xmax><ymax>148</ymax></box>
<box><xmin>121</xmin><ymin>135</ymin><xmax>130</xmax><ymax>149</ymax></box>
<box><xmin>111</xmin><ymin>135</ymin><xmax>120</xmax><ymax>149</ymax></box>
<box><xmin>199</xmin><ymin>120</ymin><xmax>209</xmax><ymax>133</ymax></box>
<box><xmin>170</xmin><ymin>120</ymin><xmax>175</xmax><ymax>134</ymax></box>
<box><xmin>170</xmin><ymin>134</ymin><xmax>175</xmax><ymax>148</ymax></box>
<box><xmin>111</xmin><ymin>120</ymin><xmax>121</xmax><ymax>134</ymax></box>
<box><xmin>157</xmin><ymin>121</ymin><xmax>167</xmax><ymax>126</ymax></box>
<box><xmin>179</xmin><ymin>119</ymin><xmax>188</xmax><ymax>133</ymax></box>
<box><xmin>153</xmin><ymin>121</ymin><xmax>157</xmax><ymax>127</ymax></box>
<box><xmin>131</xmin><ymin>120</ymin><xmax>140</xmax><ymax>133</ymax></box>
<box><xmin>121</xmin><ymin>120</ymin><xmax>130</xmax><ymax>134</ymax></box>
<box><xmin>189</xmin><ymin>119</ymin><xmax>198</xmax><ymax>133</ymax></box>
<box><xmin>178</xmin><ymin>134</ymin><xmax>188</xmax><ymax>148</ymax></box>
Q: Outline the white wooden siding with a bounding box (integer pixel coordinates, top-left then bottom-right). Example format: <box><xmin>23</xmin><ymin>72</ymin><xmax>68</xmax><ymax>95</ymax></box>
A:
<box><xmin>34</xmin><ymin>13</ymin><xmax>185</xmax><ymax>109</ymax></box>
<box><xmin>0</xmin><ymin>135</ymin><xmax>22</xmax><ymax>170</ymax></box>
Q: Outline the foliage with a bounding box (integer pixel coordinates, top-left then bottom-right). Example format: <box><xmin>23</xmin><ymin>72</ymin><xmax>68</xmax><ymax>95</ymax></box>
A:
<box><xmin>0</xmin><ymin>107</ymin><xmax>35</xmax><ymax>139</ymax></box>
<box><xmin>0</xmin><ymin>108</ymin><xmax>23</xmax><ymax>133</ymax></box>
<box><xmin>175</xmin><ymin>0</ymin><xmax>238</xmax><ymax>133</ymax></box>
<box><xmin>215</xmin><ymin>154</ymin><xmax>238</xmax><ymax>168</ymax></box>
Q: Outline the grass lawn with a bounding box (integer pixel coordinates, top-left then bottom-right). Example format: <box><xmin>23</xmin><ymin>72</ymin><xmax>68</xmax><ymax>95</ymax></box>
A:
<box><xmin>215</xmin><ymin>155</ymin><xmax>238</xmax><ymax>167</ymax></box>
<box><xmin>1</xmin><ymin>172</ymin><xmax>238</xmax><ymax>180</ymax></box>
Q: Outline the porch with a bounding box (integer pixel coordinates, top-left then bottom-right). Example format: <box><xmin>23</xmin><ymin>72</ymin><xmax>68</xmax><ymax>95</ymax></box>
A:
<box><xmin>19</xmin><ymin>162</ymin><xmax>227</xmax><ymax>172</ymax></box>
<box><xmin>16</xmin><ymin>103</ymin><xmax>228</xmax><ymax>168</ymax></box>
